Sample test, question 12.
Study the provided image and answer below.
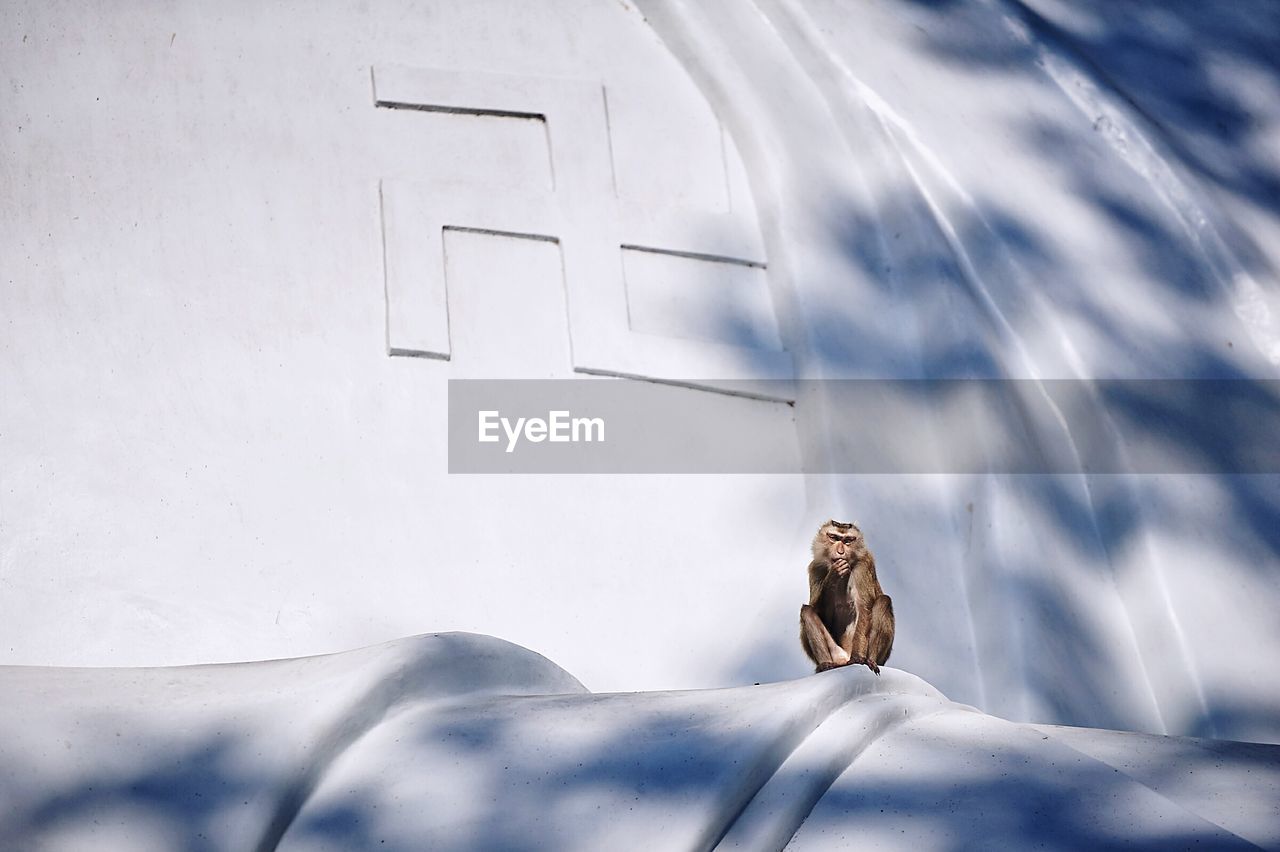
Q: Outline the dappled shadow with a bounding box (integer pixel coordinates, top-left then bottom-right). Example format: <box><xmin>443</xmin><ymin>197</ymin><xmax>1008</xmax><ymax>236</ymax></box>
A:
<box><xmin>281</xmin><ymin>684</ymin><xmax>1280</xmax><ymax>849</ymax></box>
<box><xmin>5</xmin><ymin>659</ymin><xmax>1278</xmax><ymax>850</ymax></box>
<box><xmin>678</xmin><ymin>0</ymin><xmax>1280</xmax><ymax>743</ymax></box>
<box><xmin>1013</xmin><ymin>0</ymin><xmax>1280</xmax><ymax>216</ymax></box>
<box><xmin>7</xmin><ymin>677</ymin><xmax>1274</xmax><ymax>849</ymax></box>
<box><xmin>802</xmin><ymin>766</ymin><xmax>1259</xmax><ymax>851</ymax></box>
<box><xmin>283</xmin><ymin>688</ymin><xmax>812</xmax><ymax>849</ymax></box>
<box><xmin>900</xmin><ymin>0</ymin><xmax>1280</xmax><ymax>209</ymax></box>
<box><xmin>0</xmin><ymin>730</ymin><xmax>269</xmax><ymax>852</ymax></box>
<box><xmin>2</xmin><ymin>627</ymin><xmax>1275</xmax><ymax>852</ymax></box>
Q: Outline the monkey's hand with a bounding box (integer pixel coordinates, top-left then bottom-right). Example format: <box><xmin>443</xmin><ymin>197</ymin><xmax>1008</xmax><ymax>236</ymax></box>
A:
<box><xmin>830</xmin><ymin>558</ymin><xmax>852</xmax><ymax>578</ymax></box>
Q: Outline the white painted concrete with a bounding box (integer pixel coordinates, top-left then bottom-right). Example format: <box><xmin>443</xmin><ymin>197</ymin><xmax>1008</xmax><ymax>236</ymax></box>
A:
<box><xmin>636</xmin><ymin>0</ymin><xmax>1280</xmax><ymax>742</ymax></box>
<box><xmin>2</xmin><ymin>634</ymin><xmax>1276</xmax><ymax>850</ymax></box>
<box><xmin>0</xmin><ymin>0</ymin><xmax>807</xmax><ymax>696</ymax></box>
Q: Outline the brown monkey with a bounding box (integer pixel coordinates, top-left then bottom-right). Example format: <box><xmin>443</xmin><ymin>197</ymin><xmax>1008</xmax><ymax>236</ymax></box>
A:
<box><xmin>800</xmin><ymin>520</ymin><xmax>895</xmax><ymax>674</ymax></box>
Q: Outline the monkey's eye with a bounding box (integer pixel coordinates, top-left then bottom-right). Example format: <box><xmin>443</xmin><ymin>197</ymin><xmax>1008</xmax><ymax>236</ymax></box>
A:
<box><xmin>827</xmin><ymin>533</ymin><xmax>839</xmax><ymax>542</ymax></box>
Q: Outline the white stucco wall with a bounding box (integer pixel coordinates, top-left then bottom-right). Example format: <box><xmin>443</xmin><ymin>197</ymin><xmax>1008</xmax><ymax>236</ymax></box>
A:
<box><xmin>0</xmin><ymin>0</ymin><xmax>808</xmax><ymax>694</ymax></box>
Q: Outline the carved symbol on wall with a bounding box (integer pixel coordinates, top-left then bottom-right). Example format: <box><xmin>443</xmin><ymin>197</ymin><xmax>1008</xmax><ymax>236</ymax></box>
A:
<box><xmin>373</xmin><ymin>64</ymin><xmax>793</xmax><ymax>396</ymax></box>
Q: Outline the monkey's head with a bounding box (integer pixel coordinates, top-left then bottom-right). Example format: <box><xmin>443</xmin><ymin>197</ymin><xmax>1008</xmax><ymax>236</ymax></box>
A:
<box><xmin>813</xmin><ymin>520</ymin><xmax>866</xmax><ymax>563</ymax></box>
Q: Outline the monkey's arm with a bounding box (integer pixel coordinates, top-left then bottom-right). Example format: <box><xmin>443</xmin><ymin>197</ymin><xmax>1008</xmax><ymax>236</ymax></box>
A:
<box><xmin>802</xmin><ymin>560</ymin><xmax>853</xmax><ymax>671</ymax></box>
<box><xmin>807</xmin><ymin>559</ymin><xmax>850</xmax><ymax>606</ymax></box>
<box><xmin>807</xmin><ymin>561</ymin><xmax>828</xmax><ymax>607</ymax></box>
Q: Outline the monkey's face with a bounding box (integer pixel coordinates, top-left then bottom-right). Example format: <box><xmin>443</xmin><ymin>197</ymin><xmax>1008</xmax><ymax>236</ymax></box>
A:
<box><xmin>814</xmin><ymin>520</ymin><xmax>863</xmax><ymax>563</ymax></box>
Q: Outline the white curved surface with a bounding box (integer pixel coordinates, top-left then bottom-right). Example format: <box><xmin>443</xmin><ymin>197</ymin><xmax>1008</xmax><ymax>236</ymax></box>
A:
<box><xmin>633</xmin><ymin>0</ymin><xmax>1280</xmax><ymax>742</ymax></box>
<box><xmin>1</xmin><ymin>634</ymin><xmax>1276</xmax><ymax>851</ymax></box>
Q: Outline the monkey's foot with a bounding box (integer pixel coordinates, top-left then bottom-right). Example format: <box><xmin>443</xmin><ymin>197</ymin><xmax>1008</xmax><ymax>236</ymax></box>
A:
<box><xmin>815</xmin><ymin>661</ymin><xmax>846</xmax><ymax>672</ymax></box>
<box><xmin>848</xmin><ymin>656</ymin><xmax>881</xmax><ymax>675</ymax></box>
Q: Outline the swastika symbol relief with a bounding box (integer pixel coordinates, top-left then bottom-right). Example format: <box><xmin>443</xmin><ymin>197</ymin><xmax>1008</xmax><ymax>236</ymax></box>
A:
<box><xmin>373</xmin><ymin>64</ymin><xmax>793</xmax><ymax>396</ymax></box>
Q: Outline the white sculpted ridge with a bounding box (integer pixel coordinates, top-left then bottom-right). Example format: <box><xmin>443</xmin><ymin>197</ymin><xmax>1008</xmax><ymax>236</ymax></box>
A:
<box><xmin>2</xmin><ymin>633</ymin><xmax>1277</xmax><ymax>850</ymax></box>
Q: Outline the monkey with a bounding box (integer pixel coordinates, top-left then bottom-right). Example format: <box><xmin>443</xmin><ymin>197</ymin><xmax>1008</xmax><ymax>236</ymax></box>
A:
<box><xmin>799</xmin><ymin>520</ymin><xmax>895</xmax><ymax>675</ymax></box>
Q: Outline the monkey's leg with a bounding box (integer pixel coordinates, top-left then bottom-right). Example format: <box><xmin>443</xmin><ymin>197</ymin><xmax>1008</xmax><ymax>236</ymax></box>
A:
<box><xmin>800</xmin><ymin>605</ymin><xmax>851</xmax><ymax>672</ymax></box>
<box><xmin>866</xmin><ymin>595</ymin><xmax>895</xmax><ymax>671</ymax></box>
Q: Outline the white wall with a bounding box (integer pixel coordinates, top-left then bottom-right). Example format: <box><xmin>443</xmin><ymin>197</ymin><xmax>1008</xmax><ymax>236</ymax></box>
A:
<box><xmin>0</xmin><ymin>0</ymin><xmax>808</xmax><ymax>693</ymax></box>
